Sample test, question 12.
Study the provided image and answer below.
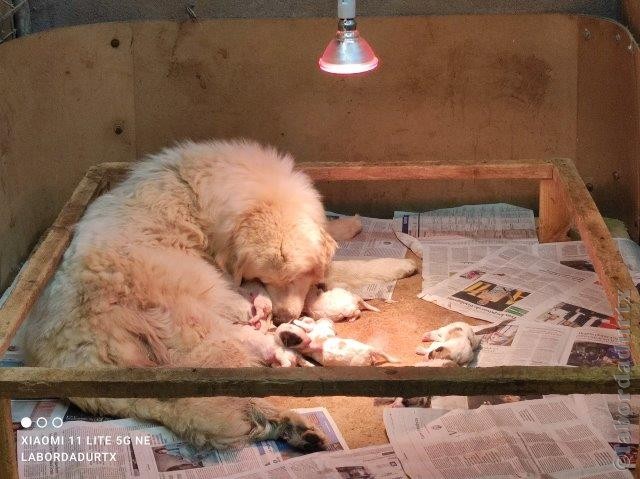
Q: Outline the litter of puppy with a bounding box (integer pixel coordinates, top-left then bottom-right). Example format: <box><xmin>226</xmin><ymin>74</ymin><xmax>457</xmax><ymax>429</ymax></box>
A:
<box><xmin>275</xmin><ymin>318</ymin><xmax>397</xmax><ymax>366</ymax></box>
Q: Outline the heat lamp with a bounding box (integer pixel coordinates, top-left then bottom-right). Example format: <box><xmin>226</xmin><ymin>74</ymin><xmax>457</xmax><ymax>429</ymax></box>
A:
<box><xmin>319</xmin><ymin>0</ymin><xmax>379</xmax><ymax>74</ymax></box>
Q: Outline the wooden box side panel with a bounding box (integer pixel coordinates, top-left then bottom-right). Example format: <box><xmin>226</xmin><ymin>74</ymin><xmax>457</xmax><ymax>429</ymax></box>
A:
<box><xmin>577</xmin><ymin>16</ymin><xmax>640</xmax><ymax>241</ymax></box>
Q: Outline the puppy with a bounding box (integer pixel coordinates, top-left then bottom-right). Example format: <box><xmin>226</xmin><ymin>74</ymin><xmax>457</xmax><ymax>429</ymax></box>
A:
<box><xmin>238</xmin><ymin>280</ymin><xmax>273</xmax><ymax>328</ymax></box>
<box><xmin>417</xmin><ymin>322</ymin><xmax>480</xmax><ymax>366</ymax></box>
<box><xmin>275</xmin><ymin>320</ymin><xmax>396</xmax><ymax>366</ymax></box>
<box><xmin>304</xmin><ymin>286</ymin><xmax>380</xmax><ymax>322</ymax></box>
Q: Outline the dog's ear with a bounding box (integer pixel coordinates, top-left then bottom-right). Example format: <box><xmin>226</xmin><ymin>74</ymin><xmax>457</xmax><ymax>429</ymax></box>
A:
<box><xmin>319</xmin><ymin>228</ymin><xmax>338</xmax><ymax>271</ymax></box>
<box><xmin>215</xmin><ymin>249</ymin><xmax>247</xmax><ymax>287</ymax></box>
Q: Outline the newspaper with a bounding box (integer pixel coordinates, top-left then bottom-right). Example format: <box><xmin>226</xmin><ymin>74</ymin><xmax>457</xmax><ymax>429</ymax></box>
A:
<box><xmin>534</xmin><ymin>238</ymin><xmax>640</xmax><ymax>274</ymax></box>
<box><xmin>571</xmin><ymin>394</ymin><xmax>639</xmax><ymax>468</ymax></box>
<box><xmin>420</xmin><ymin>247</ymin><xmax>615</xmax><ymax>327</ymax></box>
<box><xmin>473</xmin><ymin>319</ymin><xmax>627</xmax><ymax>367</ymax></box>
<box><xmin>327</xmin><ymin>212</ymin><xmax>408</xmax><ymax>301</ymax></box>
<box><xmin>16</xmin><ymin>408</ymin><xmax>346</xmax><ymax>479</ymax></box>
<box><xmin>223</xmin><ymin>444</ymin><xmax>406</xmax><ymax>479</ymax></box>
<box><xmin>384</xmin><ymin>397</ymin><xmax>633</xmax><ymax>478</ymax></box>
<box><xmin>327</xmin><ymin>214</ymin><xmax>407</xmax><ymax>260</ymax></box>
<box><xmin>393</xmin><ymin>204</ymin><xmax>538</xmax><ymax>241</ymax></box>
<box><xmin>428</xmin><ymin>394</ymin><xmax>639</xmax><ymax>469</ymax></box>
<box><xmin>420</xmin><ymin>240</ymin><xmax>534</xmax><ymax>290</ymax></box>
<box><xmin>131</xmin><ymin>407</ymin><xmax>347</xmax><ymax>478</ymax></box>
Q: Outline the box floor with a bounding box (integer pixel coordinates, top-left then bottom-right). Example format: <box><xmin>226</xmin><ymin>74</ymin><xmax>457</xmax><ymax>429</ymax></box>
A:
<box><xmin>268</xmin><ymin>265</ymin><xmax>484</xmax><ymax>448</ymax></box>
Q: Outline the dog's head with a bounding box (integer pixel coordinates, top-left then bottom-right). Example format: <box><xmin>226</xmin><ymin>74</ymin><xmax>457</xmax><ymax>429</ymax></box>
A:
<box><xmin>217</xmin><ymin>203</ymin><xmax>337</xmax><ymax>324</ymax></box>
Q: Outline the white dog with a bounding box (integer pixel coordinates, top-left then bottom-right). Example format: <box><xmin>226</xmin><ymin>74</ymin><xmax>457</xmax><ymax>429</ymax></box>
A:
<box><xmin>23</xmin><ymin>139</ymin><xmax>416</xmax><ymax>451</ymax></box>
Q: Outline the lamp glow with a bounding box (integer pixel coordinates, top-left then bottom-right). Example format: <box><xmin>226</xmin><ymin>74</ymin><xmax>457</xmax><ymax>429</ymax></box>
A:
<box><xmin>319</xmin><ymin>0</ymin><xmax>378</xmax><ymax>75</ymax></box>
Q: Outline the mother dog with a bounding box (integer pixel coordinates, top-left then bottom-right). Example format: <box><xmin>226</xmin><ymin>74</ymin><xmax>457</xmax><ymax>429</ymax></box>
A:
<box><xmin>23</xmin><ymin>139</ymin><xmax>415</xmax><ymax>451</ymax></box>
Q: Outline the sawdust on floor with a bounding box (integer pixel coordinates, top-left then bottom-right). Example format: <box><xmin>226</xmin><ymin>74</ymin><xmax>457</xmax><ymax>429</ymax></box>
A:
<box><xmin>268</xmin><ymin>267</ymin><xmax>483</xmax><ymax>448</ymax></box>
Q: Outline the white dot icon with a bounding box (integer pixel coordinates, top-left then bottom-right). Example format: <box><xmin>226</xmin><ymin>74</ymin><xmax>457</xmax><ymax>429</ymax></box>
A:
<box><xmin>20</xmin><ymin>417</ymin><xmax>32</xmax><ymax>428</ymax></box>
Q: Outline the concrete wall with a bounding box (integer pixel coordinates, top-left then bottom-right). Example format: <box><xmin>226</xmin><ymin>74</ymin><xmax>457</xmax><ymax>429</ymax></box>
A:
<box><xmin>27</xmin><ymin>1</ymin><xmax>621</xmax><ymax>33</ymax></box>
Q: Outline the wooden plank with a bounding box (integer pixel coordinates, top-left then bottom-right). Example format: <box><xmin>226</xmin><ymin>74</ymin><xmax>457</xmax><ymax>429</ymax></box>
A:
<box><xmin>0</xmin><ymin>167</ymin><xmax>105</xmax><ymax>355</ymax></box>
<box><xmin>300</xmin><ymin>161</ymin><xmax>554</xmax><ymax>182</ymax></box>
<box><xmin>0</xmin><ymin>399</ymin><xmax>18</xmax><ymax>479</ymax></box>
<box><xmin>538</xmin><ymin>176</ymin><xmax>572</xmax><ymax>242</ymax></box>
<box><xmin>553</xmin><ymin>158</ymin><xmax>640</xmax><ymax>360</ymax></box>
<box><xmin>0</xmin><ymin>23</ymin><xmax>136</xmax><ymax>294</ymax></box>
<box><xmin>577</xmin><ymin>16</ymin><xmax>640</xmax><ymax>241</ymax></box>
<box><xmin>0</xmin><ymin>365</ymin><xmax>636</xmax><ymax>398</ymax></box>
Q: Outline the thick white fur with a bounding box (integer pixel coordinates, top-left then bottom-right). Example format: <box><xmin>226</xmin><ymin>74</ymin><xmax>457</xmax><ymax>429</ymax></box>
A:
<box><xmin>23</xmin><ymin>139</ymin><xmax>416</xmax><ymax>450</ymax></box>
<box><xmin>326</xmin><ymin>258</ymin><xmax>418</xmax><ymax>292</ymax></box>
<box><xmin>23</xmin><ymin>139</ymin><xmax>342</xmax><ymax>450</ymax></box>
<box><xmin>325</xmin><ymin>215</ymin><xmax>363</xmax><ymax>241</ymax></box>
<box><xmin>418</xmin><ymin>322</ymin><xmax>481</xmax><ymax>366</ymax></box>
<box><xmin>304</xmin><ymin>286</ymin><xmax>380</xmax><ymax>322</ymax></box>
<box><xmin>275</xmin><ymin>319</ymin><xmax>397</xmax><ymax>366</ymax></box>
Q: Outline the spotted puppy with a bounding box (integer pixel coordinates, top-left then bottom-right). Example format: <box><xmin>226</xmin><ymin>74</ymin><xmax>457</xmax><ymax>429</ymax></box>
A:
<box><xmin>275</xmin><ymin>319</ymin><xmax>396</xmax><ymax>366</ymax></box>
<box><xmin>416</xmin><ymin>322</ymin><xmax>480</xmax><ymax>366</ymax></box>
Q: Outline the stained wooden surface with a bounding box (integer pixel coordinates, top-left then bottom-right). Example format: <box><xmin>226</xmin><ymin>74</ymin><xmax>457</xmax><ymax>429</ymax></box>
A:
<box><xmin>577</xmin><ymin>16</ymin><xmax>640</xmax><ymax>240</ymax></box>
<box><xmin>4</xmin><ymin>14</ymin><xmax>640</xmax><ymax>292</ymax></box>
<box><xmin>538</xmin><ymin>176</ymin><xmax>572</xmax><ymax>242</ymax></box>
<box><xmin>0</xmin><ymin>364</ymin><xmax>635</xmax><ymax>399</ymax></box>
<box><xmin>553</xmin><ymin>158</ymin><xmax>640</xmax><ymax>360</ymax></box>
<box><xmin>0</xmin><ymin>23</ymin><xmax>136</xmax><ymax>292</ymax></box>
<box><xmin>0</xmin><ymin>160</ymin><xmax>637</xmax><ymax>401</ymax></box>
<box><xmin>0</xmin><ymin>399</ymin><xmax>18</xmax><ymax>479</ymax></box>
<box><xmin>0</xmin><ymin>167</ymin><xmax>103</xmax><ymax>355</ymax></box>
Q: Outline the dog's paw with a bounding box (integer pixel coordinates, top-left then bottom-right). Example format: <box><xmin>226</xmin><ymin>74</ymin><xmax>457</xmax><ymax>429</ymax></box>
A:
<box><xmin>250</xmin><ymin>295</ymin><xmax>272</xmax><ymax>328</ymax></box>
<box><xmin>326</xmin><ymin>215</ymin><xmax>363</xmax><ymax>241</ymax></box>
<box><xmin>280</xmin><ymin>411</ymin><xmax>328</xmax><ymax>451</ymax></box>
<box><xmin>388</xmin><ymin>258</ymin><xmax>419</xmax><ymax>279</ymax></box>
<box><xmin>272</xmin><ymin>347</ymin><xmax>313</xmax><ymax>367</ymax></box>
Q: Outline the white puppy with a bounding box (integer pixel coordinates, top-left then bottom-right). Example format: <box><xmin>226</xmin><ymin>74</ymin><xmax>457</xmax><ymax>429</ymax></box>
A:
<box><xmin>417</xmin><ymin>322</ymin><xmax>481</xmax><ymax>366</ymax></box>
<box><xmin>275</xmin><ymin>320</ymin><xmax>396</xmax><ymax>366</ymax></box>
<box><xmin>423</xmin><ymin>321</ymin><xmax>480</xmax><ymax>348</ymax></box>
<box><xmin>304</xmin><ymin>286</ymin><xmax>380</xmax><ymax>322</ymax></box>
<box><xmin>238</xmin><ymin>280</ymin><xmax>273</xmax><ymax>328</ymax></box>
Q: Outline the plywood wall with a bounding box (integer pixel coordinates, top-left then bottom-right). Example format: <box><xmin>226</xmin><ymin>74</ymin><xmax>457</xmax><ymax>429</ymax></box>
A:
<box><xmin>0</xmin><ymin>15</ymin><xmax>638</xmax><ymax>292</ymax></box>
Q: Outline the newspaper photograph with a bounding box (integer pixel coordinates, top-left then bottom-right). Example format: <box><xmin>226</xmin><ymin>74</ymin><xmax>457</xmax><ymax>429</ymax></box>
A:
<box><xmin>420</xmin><ymin>247</ymin><xmax>615</xmax><ymax>326</ymax></box>
<box><xmin>132</xmin><ymin>407</ymin><xmax>348</xmax><ymax>478</ymax></box>
<box><xmin>570</xmin><ymin>394</ymin><xmax>639</xmax><ymax>469</ymax></box>
<box><xmin>384</xmin><ymin>397</ymin><xmax>632</xmax><ymax>478</ymax></box>
<box><xmin>393</xmin><ymin>203</ymin><xmax>537</xmax><ymax>241</ymax></box>
<box><xmin>223</xmin><ymin>444</ymin><xmax>406</xmax><ymax>479</ymax></box>
<box><xmin>420</xmin><ymin>240</ymin><xmax>533</xmax><ymax>290</ymax></box>
<box><xmin>472</xmin><ymin>319</ymin><xmax>627</xmax><ymax>367</ymax></box>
